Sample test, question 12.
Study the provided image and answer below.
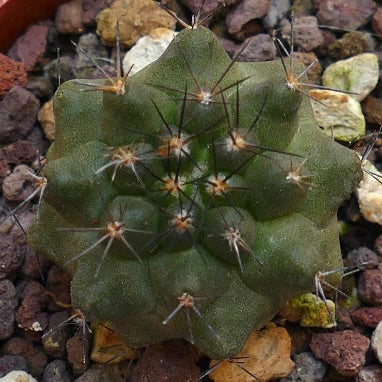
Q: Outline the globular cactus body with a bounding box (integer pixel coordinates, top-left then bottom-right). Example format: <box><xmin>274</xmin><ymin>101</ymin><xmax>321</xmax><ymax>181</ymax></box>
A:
<box><xmin>29</xmin><ymin>26</ymin><xmax>361</xmax><ymax>359</ymax></box>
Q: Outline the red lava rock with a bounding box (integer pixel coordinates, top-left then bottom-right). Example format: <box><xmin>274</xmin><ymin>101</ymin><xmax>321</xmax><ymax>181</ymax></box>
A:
<box><xmin>226</xmin><ymin>0</ymin><xmax>270</xmax><ymax>34</ymax></box>
<box><xmin>0</xmin><ymin>54</ymin><xmax>27</xmax><ymax>96</ymax></box>
<box><xmin>55</xmin><ymin>0</ymin><xmax>84</xmax><ymax>34</ymax></box>
<box><xmin>235</xmin><ymin>34</ymin><xmax>275</xmax><ymax>62</ymax></box>
<box><xmin>2</xmin><ymin>165</ymin><xmax>36</xmax><ymax>203</ymax></box>
<box><xmin>280</xmin><ymin>16</ymin><xmax>324</xmax><ymax>52</ymax></box>
<box><xmin>316</xmin><ymin>0</ymin><xmax>377</xmax><ymax>30</ymax></box>
<box><xmin>0</xmin><ymin>280</ymin><xmax>18</xmax><ymax>341</ymax></box>
<box><xmin>0</xmin><ymin>86</ymin><xmax>40</xmax><ymax>144</ymax></box>
<box><xmin>8</xmin><ymin>25</ymin><xmax>49</xmax><ymax>72</ymax></box>
<box><xmin>46</xmin><ymin>265</ymin><xmax>71</xmax><ymax>311</ymax></box>
<box><xmin>81</xmin><ymin>0</ymin><xmax>114</xmax><ymax>25</ymax></box>
<box><xmin>66</xmin><ymin>331</ymin><xmax>91</xmax><ymax>376</ymax></box>
<box><xmin>0</xmin><ymin>140</ymin><xmax>37</xmax><ymax>166</ymax></box>
<box><xmin>310</xmin><ymin>330</ymin><xmax>370</xmax><ymax>376</ymax></box>
<box><xmin>16</xmin><ymin>294</ymin><xmax>49</xmax><ymax>333</ymax></box>
<box><xmin>351</xmin><ymin>307</ymin><xmax>382</xmax><ymax>329</ymax></box>
<box><xmin>0</xmin><ymin>235</ymin><xmax>25</xmax><ymax>280</ymax></box>
<box><xmin>372</xmin><ymin>7</ymin><xmax>382</xmax><ymax>36</ymax></box>
<box><xmin>2</xmin><ymin>337</ymin><xmax>47</xmax><ymax>376</ymax></box>
<box><xmin>363</xmin><ymin>96</ymin><xmax>382</xmax><ymax>125</ymax></box>
<box><xmin>358</xmin><ymin>269</ymin><xmax>382</xmax><ymax>305</ymax></box>
<box><xmin>131</xmin><ymin>341</ymin><xmax>200</xmax><ymax>382</ymax></box>
<box><xmin>17</xmin><ymin>280</ymin><xmax>48</xmax><ymax>304</ymax></box>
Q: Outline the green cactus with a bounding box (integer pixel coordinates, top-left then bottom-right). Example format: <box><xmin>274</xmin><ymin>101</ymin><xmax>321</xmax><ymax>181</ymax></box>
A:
<box><xmin>28</xmin><ymin>26</ymin><xmax>362</xmax><ymax>359</ymax></box>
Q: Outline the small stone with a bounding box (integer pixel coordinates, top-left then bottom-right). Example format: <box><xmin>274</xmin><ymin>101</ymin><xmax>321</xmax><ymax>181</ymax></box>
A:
<box><xmin>42</xmin><ymin>360</ymin><xmax>71</xmax><ymax>382</ymax></box>
<box><xmin>82</xmin><ymin>0</ymin><xmax>114</xmax><ymax>26</ymax></box>
<box><xmin>0</xmin><ymin>54</ymin><xmax>28</xmax><ymax>96</ymax></box>
<box><xmin>309</xmin><ymin>90</ymin><xmax>365</xmax><ymax>142</ymax></box>
<box><xmin>96</xmin><ymin>0</ymin><xmax>176</xmax><ymax>48</ymax></box>
<box><xmin>16</xmin><ymin>294</ymin><xmax>48</xmax><ymax>333</ymax></box>
<box><xmin>293</xmin><ymin>52</ymin><xmax>322</xmax><ymax>83</ymax></box>
<box><xmin>42</xmin><ymin>311</ymin><xmax>71</xmax><ymax>358</ymax></box>
<box><xmin>2</xmin><ymin>337</ymin><xmax>48</xmax><ymax>376</ymax></box>
<box><xmin>226</xmin><ymin>0</ymin><xmax>270</xmax><ymax>34</ymax></box>
<box><xmin>374</xmin><ymin>234</ymin><xmax>382</xmax><ymax>257</ymax></box>
<box><xmin>372</xmin><ymin>321</ymin><xmax>382</xmax><ymax>363</ymax></box>
<box><xmin>279</xmin><ymin>16</ymin><xmax>324</xmax><ymax>52</ymax></box>
<box><xmin>0</xmin><ymin>86</ymin><xmax>39</xmax><ymax>144</ymax></box>
<box><xmin>26</xmin><ymin>126</ymin><xmax>50</xmax><ymax>158</ymax></box>
<box><xmin>2</xmin><ymin>165</ymin><xmax>35</xmax><ymax>202</ymax></box>
<box><xmin>346</xmin><ymin>247</ymin><xmax>379</xmax><ymax>269</ymax></box>
<box><xmin>351</xmin><ymin>307</ymin><xmax>382</xmax><ymax>329</ymax></box>
<box><xmin>363</xmin><ymin>96</ymin><xmax>382</xmax><ymax>125</ymax></box>
<box><xmin>0</xmin><ymin>161</ymin><xmax>10</xmax><ymax>184</ymax></box>
<box><xmin>358</xmin><ymin>365</ymin><xmax>382</xmax><ymax>382</ymax></box>
<box><xmin>74</xmin><ymin>364</ymin><xmax>107</xmax><ymax>382</ymax></box>
<box><xmin>38</xmin><ymin>100</ymin><xmax>55</xmax><ymax>141</ymax></box>
<box><xmin>0</xmin><ymin>235</ymin><xmax>25</xmax><ymax>281</ymax></box>
<box><xmin>322</xmin><ymin>53</ymin><xmax>379</xmax><ymax>102</ymax></box>
<box><xmin>26</xmin><ymin>76</ymin><xmax>53</xmax><ymax>100</ymax></box>
<box><xmin>21</xmin><ymin>250</ymin><xmax>50</xmax><ymax>280</ymax></box>
<box><xmin>0</xmin><ymin>355</ymin><xmax>28</xmax><ymax>378</ymax></box>
<box><xmin>44</xmin><ymin>56</ymin><xmax>74</xmax><ymax>85</ymax></box>
<box><xmin>0</xmin><ymin>371</ymin><xmax>38</xmax><ymax>382</ymax></box>
<box><xmin>358</xmin><ymin>268</ymin><xmax>382</xmax><ymax>305</ymax></box>
<box><xmin>279</xmin><ymin>351</ymin><xmax>328</xmax><ymax>382</ymax></box>
<box><xmin>0</xmin><ymin>140</ymin><xmax>36</xmax><ymax>167</ymax></box>
<box><xmin>292</xmin><ymin>0</ymin><xmax>313</xmax><ymax>15</ymax></box>
<box><xmin>123</xmin><ymin>28</ymin><xmax>177</xmax><ymax>75</ymax></box>
<box><xmin>131</xmin><ymin>341</ymin><xmax>199</xmax><ymax>382</ymax></box>
<box><xmin>46</xmin><ymin>265</ymin><xmax>71</xmax><ymax>311</ymax></box>
<box><xmin>73</xmin><ymin>33</ymin><xmax>108</xmax><ymax>79</ymax></box>
<box><xmin>179</xmin><ymin>0</ymin><xmax>237</xmax><ymax>18</ymax></box>
<box><xmin>372</xmin><ymin>7</ymin><xmax>382</xmax><ymax>35</ymax></box>
<box><xmin>67</xmin><ymin>331</ymin><xmax>91</xmax><ymax>376</ymax></box>
<box><xmin>8</xmin><ymin>25</ymin><xmax>49</xmax><ymax>72</ymax></box>
<box><xmin>310</xmin><ymin>330</ymin><xmax>370</xmax><ymax>376</ymax></box>
<box><xmin>55</xmin><ymin>0</ymin><xmax>84</xmax><ymax>34</ymax></box>
<box><xmin>327</xmin><ymin>32</ymin><xmax>376</xmax><ymax>60</ymax></box>
<box><xmin>263</xmin><ymin>0</ymin><xmax>290</xmax><ymax>29</ymax></box>
<box><xmin>220</xmin><ymin>38</ymin><xmax>239</xmax><ymax>57</ymax></box>
<box><xmin>316</xmin><ymin>0</ymin><xmax>377</xmax><ymax>30</ymax></box>
<box><xmin>357</xmin><ymin>159</ymin><xmax>382</xmax><ymax>226</ymax></box>
<box><xmin>235</xmin><ymin>34</ymin><xmax>275</xmax><ymax>62</ymax></box>
<box><xmin>209</xmin><ymin>323</ymin><xmax>295</xmax><ymax>381</ymax></box>
<box><xmin>0</xmin><ymin>280</ymin><xmax>18</xmax><ymax>341</ymax></box>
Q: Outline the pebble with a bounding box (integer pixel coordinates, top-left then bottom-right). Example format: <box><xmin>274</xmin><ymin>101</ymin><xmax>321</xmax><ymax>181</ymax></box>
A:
<box><xmin>73</xmin><ymin>364</ymin><xmax>107</xmax><ymax>382</ymax></box>
<box><xmin>131</xmin><ymin>341</ymin><xmax>199</xmax><ymax>382</ymax></box>
<box><xmin>316</xmin><ymin>0</ymin><xmax>377</xmax><ymax>30</ymax></box>
<box><xmin>16</xmin><ymin>293</ymin><xmax>48</xmax><ymax>333</ymax></box>
<box><xmin>294</xmin><ymin>52</ymin><xmax>322</xmax><ymax>83</ymax></box>
<box><xmin>351</xmin><ymin>307</ymin><xmax>382</xmax><ymax>329</ymax></box>
<box><xmin>2</xmin><ymin>337</ymin><xmax>47</xmax><ymax>376</ymax></box>
<box><xmin>263</xmin><ymin>0</ymin><xmax>290</xmax><ymax>29</ymax></box>
<box><xmin>279</xmin><ymin>351</ymin><xmax>328</xmax><ymax>382</ymax></box>
<box><xmin>371</xmin><ymin>321</ymin><xmax>382</xmax><ymax>363</ymax></box>
<box><xmin>327</xmin><ymin>32</ymin><xmax>376</xmax><ymax>60</ymax></box>
<box><xmin>8</xmin><ymin>25</ymin><xmax>49</xmax><ymax>72</ymax></box>
<box><xmin>279</xmin><ymin>16</ymin><xmax>324</xmax><ymax>52</ymax></box>
<box><xmin>374</xmin><ymin>234</ymin><xmax>382</xmax><ymax>257</ymax></box>
<box><xmin>373</xmin><ymin>7</ymin><xmax>382</xmax><ymax>35</ymax></box>
<box><xmin>81</xmin><ymin>0</ymin><xmax>114</xmax><ymax>26</ymax></box>
<box><xmin>310</xmin><ymin>330</ymin><xmax>370</xmax><ymax>376</ymax></box>
<box><xmin>235</xmin><ymin>34</ymin><xmax>275</xmax><ymax>62</ymax></box>
<box><xmin>2</xmin><ymin>165</ymin><xmax>36</xmax><ymax>202</ymax></box>
<box><xmin>358</xmin><ymin>268</ymin><xmax>382</xmax><ymax>305</ymax></box>
<box><xmin>0</xmin><ymin>140</ymin><xmax>36</xmax><ymax>167</ymax></box>
<box><xmin>363</xmin><ymin>96</ymin><xmax>382</xmax><ymax>125</ymax></box>
<box><xmin>0</xmin><ymin>355</ymin><xmax>28</xmax><ymax>377</ymax></box>
<box><xmin>42</xmin><ymin>360</ymin><xmax>71</xmax><ymax>382</ymax></box>
<box><xmin>46</xmin><ymin>265</ymin><xmax>71</xmax><ymax>311</ymax></box>
<box><xmin>322</xmin><ymin>53</ymin><xmax>379</xmax><ymax>102</ymax></box>
<box><xmin>123</xmin><ymin>28</ymin><xmax>177</xmax><ymax>76</ymax></box>
<box><xmin>0</xmin><ymin>371</ymin><xmax>37</xmax><ymax>382</ymax></box>
<box><xmin>21</xmin><ymin>249</ymin><xmax>50</xmax><ymax>280</ymax></box>
<box><xmin>26</xmin><ymin>76</ymin><xmax>53</xmax><ymax>100</ymax></box>
<box><xmin>0</xmin><ymin>54</ymin><xmax>28</xmax><ymax>97</ymax></box>
<box><xmin>209</xmin><ymin>323</ymin><xmax>295</xmax><ymax>381</ymax></box>
<box><xmin>38</xmin><ymin>100</ymin><xmax>55</xmax><ymax>142</ymax></box>
<box><xmin>346</xmin><ymin>247</ymin><xmax>379</xmax><ymax>269</ymax></box>
<box><xmin>55</xmin><ymin>0</ymin><xmax>84</xmax><ymax>34</ymax></box>
<box><xmin>42</xmin><ymin>311</ymin><xmax>71</xmax><ymax>358</ymax></box>
<box><xmin>0</xmin><ymin>235</ymin><xmax>25</xmax><ymax>281</ymax></box>
<box><xmin>358</xmin><ymin>365</ymin><xmax>382</xmax><ymax>382</ymax></box>
<box><xmin>67</xmin><ymin>331</ymin><xmax>91</xmax><ymax>376</ymax></box>
<box><xmin>179</xmin><ymin>0</ymin><xmax>236</xmax><ymax>17</ymax></box>
<box><xmin>96</xmin><ymin>0</ymin><xmax>176</xmax><ymax>48</ymax></box>
<box><xmin>226</xmin><ymin>0</ymin><xmax>270</xmax><ymax>34</ymax></box>
<box><xmin>357</xmin><ymin>159</ymin><xmax>382</xmax><ymax>226</ymax></box>
<box><xmin>0</xmin><ymin>280</ymin><xmax>18</xmax><ymax>341</ymax></box>
<box><xmin>73</xmin><ymin>33</ymin><xmax>108</xmax><ymax>79</ymax></box>
<box><xmin>309</xmin><ymin>89</ymin><xmax>365</xmax><ymax>142</ymax></box>
<box><xmin>0</xmin><ymin>86</ymin><xmax>39</xmax><ymax>144</ymax></box>
<box><xmin>44</xmin><ymin>56</ymin><xmax>74</xmax><ymax>85</ymax></box>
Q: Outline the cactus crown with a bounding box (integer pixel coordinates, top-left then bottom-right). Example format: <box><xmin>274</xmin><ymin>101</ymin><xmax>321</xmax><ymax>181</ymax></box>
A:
<box><xmin>28</xmin><ymin>24</ymin><xmax>361</xmax><ymax>359</ymax></box>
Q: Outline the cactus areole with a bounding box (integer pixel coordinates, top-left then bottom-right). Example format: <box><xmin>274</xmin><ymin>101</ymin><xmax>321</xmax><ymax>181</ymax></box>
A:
<box><xmin>29</xmin><ymin>27</ymin><xmax>362</xmax><ymax>359</ymax></box>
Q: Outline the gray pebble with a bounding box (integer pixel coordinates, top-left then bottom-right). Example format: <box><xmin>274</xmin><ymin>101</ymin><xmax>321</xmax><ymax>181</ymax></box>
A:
<box><xmin>43</xmin><ymin>360</ymin><xmax>72</xmax><ymax>382</ymax></box>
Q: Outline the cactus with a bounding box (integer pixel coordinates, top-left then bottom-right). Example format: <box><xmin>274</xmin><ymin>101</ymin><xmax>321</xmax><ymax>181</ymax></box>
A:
<box><xmin>28</xmin><ymin>25</ymin><xmax>362</xmax><ymax>359</ymax></box>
